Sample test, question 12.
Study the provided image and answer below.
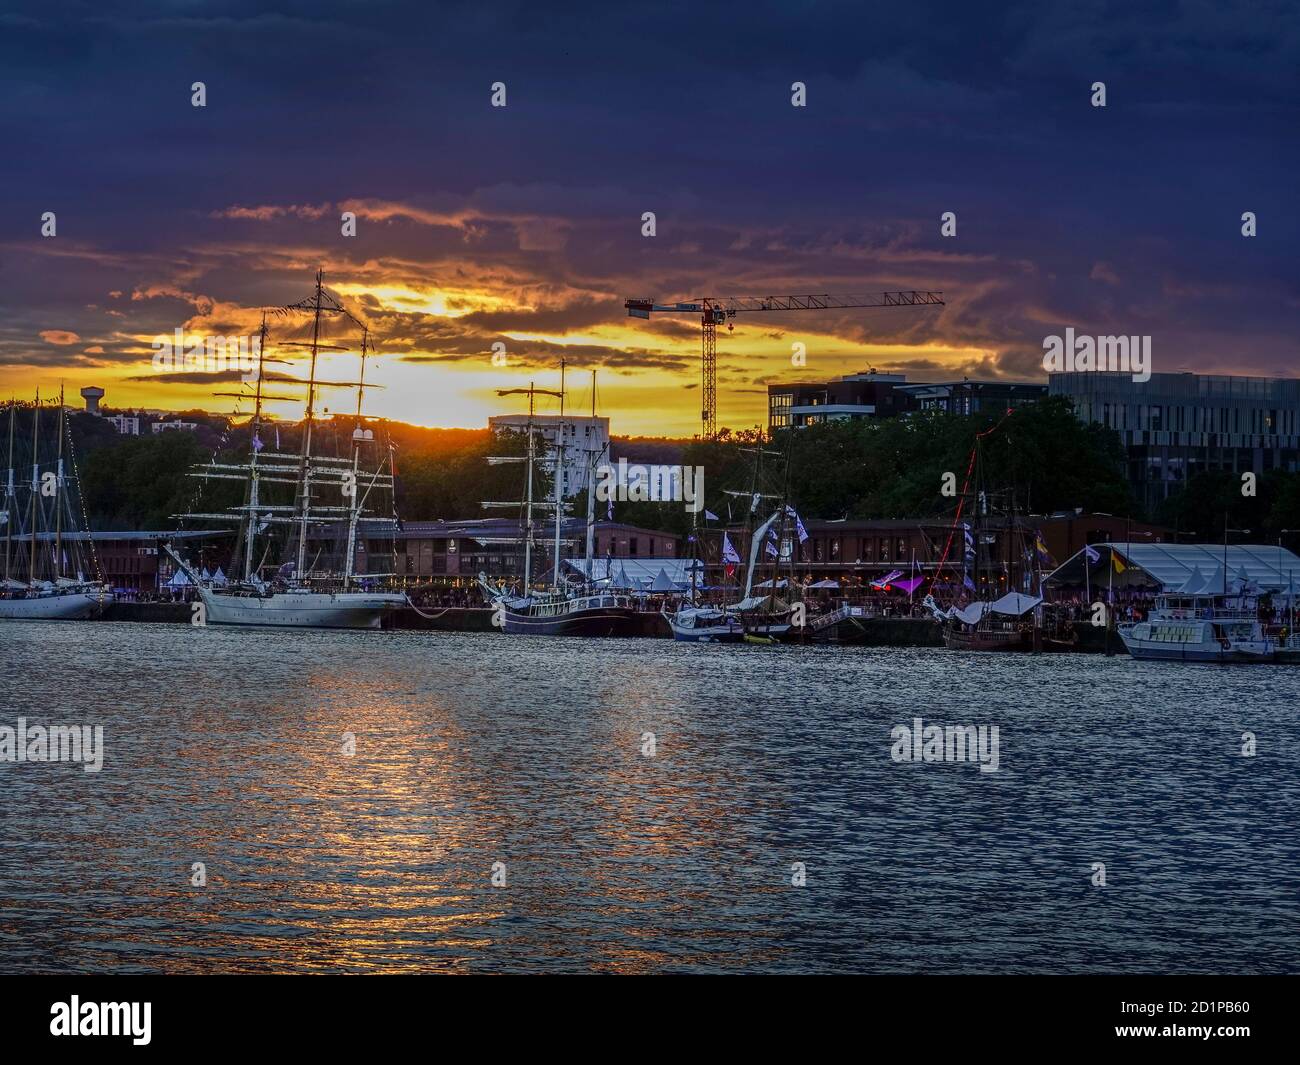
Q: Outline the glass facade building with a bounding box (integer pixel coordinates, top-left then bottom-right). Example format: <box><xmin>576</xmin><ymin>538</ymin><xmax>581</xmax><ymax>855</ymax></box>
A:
<box><xmin>1048</xmin><ymin>371</ymin><xmax>1300</xmax><ymax>511</ymax></box>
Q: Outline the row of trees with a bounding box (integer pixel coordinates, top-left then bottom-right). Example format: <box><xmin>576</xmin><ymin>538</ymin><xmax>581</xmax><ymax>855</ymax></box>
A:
<box><xmin>61</xmin><ymin>399</ymin><xmax>1300</xmax><ymax>543</ymax></box>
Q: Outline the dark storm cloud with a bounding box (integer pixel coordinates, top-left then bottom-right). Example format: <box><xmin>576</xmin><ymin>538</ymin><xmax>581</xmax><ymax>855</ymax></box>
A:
<box><xmin>0</xmin><ymin>0</ymin><xmax>1295</xmax><ymax>385</ymax></box>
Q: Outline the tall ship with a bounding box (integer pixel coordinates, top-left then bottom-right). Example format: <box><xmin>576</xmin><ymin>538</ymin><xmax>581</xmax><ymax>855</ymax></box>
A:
<box><xmin>0</xmin><ymin>388</ymin><xmax>113</xmax><ymax>620</ymax></box>
<box><xmin>165</xmin><ymin>272</ymin><xmax>406</xmax><ymax>629</ymax></box>
<box><xmin>936</xmin><ymin>433</ymin><xmax>1074</xmax><ymax>652</ymax></box>
<box><xmin>666</xmin><ymin>442</ymin><xmax>799</xmax><ymax>643</ymax></box>
<box><xmin>478</xmin><ymin>367</ymin><xmax>640</xmax><ymax>637</ymax></box>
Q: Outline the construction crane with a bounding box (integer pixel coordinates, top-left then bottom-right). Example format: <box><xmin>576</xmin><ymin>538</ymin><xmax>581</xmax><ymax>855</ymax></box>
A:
<box><xmin>624</xmin><ymin>290</ymin><xmax>945</xmax><ymax>438</ymax></box>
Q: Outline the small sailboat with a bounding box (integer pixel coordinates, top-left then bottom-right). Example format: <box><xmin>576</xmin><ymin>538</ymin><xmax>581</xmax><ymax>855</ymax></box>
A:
<box><xmin>165</xmin><ymin>273</ymin><xmax>406</xmax><ymax>629</ymax></box>
<box><xmin>0</xmin><ymin>388</ymin><xmax>113</xmax><ymax>621</ymax></box>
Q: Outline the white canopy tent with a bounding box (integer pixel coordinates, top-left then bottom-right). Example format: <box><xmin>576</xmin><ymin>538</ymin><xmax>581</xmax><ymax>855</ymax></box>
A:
<box><xmin>565</xmin><ymin>557</ymin><xmax>701</xmax><ymax>590</ymax></box>
<box><xmin>1046</xmin><ymin>542</ymin><xmax>1300</xmax><ymax>593</ymax></box>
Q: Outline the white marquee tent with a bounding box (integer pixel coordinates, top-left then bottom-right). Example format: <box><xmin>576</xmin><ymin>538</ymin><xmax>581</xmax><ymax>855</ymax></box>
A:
<box><xmin>1046</xmin><ymin>542</ymin><xmax>1300</xmax><ymax>593</ymax></box>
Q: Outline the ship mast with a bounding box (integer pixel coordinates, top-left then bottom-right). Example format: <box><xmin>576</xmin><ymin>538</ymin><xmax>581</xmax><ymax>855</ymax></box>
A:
<box><xmin>53</xmin><ymin>384</ymin><xmax>65</xmax><ymax>580</ymax></box>
<box><xmin>293</xmin><ymin>271</ymin><xmax>326</xmax><ymax>578</ymax></box>
<box><xmin>342</xmin><ymin>326</ymin><xmax>370</xmax><ymax>592</ymax></box>
<box><xmin>242</xmin><ymin>314</ymin><xmax>270</xmax><ymax>581</ymax></box>
<box><xmin>552</xmin><ymin>360</ymin><xmax>566</xmax><ymax>589</ymax></box>
<box><xmin>485</xmin><ymin>380</ymin><xmax>565</xmax><ymax>596</ymax></box>
<box><xmin>584</xmin><ymin>370</ymin><xmax>598</xmax><ymax>580</ymax></box>
<box><xmin>3</xmin><ymin>398</ymin><xmax>14</xmax><ymax>583</ymax></box>
<box><xmin>26</xmin><ymin>390</ymin><xmax>39</xmax><ymax>585</ymax></box>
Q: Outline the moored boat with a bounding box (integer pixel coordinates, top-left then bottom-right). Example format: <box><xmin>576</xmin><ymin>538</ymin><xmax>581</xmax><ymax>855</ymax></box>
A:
<box><xmin>0</xmin><ymin>390</ymin><xmax>114</xmax><ymax>620</ymax></box>
<box><xmin>165</xmin><ymin>273</ymin><xmax>405</xmax><ymax>630</ymax></box>
<box><xmin>1119</xmin><ymin>588</ymin><xmax>1278</xmax><ymax>662</ymax></box>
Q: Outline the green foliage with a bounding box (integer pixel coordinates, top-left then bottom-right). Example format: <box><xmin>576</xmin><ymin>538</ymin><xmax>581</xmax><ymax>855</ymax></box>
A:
<box><xmin>767</xmin><ymin>397</ymin><xmax>1135</xmax><ymax>522</ymax></box>
<box><xmin>71</xmin><ymin>399</ymin><xmax>1249</xmax><ymax>537</ymax></box>
<box><xmin>1156</xmin><ymin>469</ymin><xmax>1300</xmax><ymax>540</ymax></box>
<box><xmin>79</xmin><ymin>432</ymin><xmax>213</xmax><ymax>529</ymax></box>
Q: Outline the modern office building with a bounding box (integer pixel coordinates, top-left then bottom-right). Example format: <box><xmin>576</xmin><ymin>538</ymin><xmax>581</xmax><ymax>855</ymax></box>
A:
<box><xmin>894</xmin><ymin>379</ymin><xmax>1046</xmax><ymax>416</ymax></box>
<box><xmin>488</xmin><ymin>414</ymin><xmax>610</xmax><ymax>497</ymax></box>
<box><xmin>767</xmin><ymin>370</ymin><xmax>909</xmax><ymax>429</ymax></box>
<box><xmin>768</xmin><ymin>372</ymin><xmax>1046</xmax><ymax>431</ymax></box>
<box><xmin>1049</xmin><ymin>371</ymin><xmax>1300</xmax><ymax>511</ymax></box>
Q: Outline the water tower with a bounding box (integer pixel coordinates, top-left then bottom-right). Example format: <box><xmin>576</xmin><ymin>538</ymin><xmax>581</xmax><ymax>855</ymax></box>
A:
<box><xmin>80</xmin><ymin>386</ymin><xmax>105</xmax><ymax>415</ymax></box>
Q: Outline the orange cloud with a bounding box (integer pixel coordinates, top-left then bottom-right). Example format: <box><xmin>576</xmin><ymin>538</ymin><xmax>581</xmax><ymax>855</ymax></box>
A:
<box><xmin>40</xmin><ymin>330</ymin><xmax>81</xmax><ymax>345</ymax></box>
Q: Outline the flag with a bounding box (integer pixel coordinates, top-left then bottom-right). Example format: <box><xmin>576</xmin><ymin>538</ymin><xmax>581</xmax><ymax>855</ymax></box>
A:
<box><xmin>1034</xmin><ymin>532</ymin><xmax>1055</xmax><ymax>567</ymax></box>
<box><xmin>963</xmin><ymin>573</ymin><xmax>976</xmax><ymax>591</ymax></box>
<box><xmin>1084</xmin><ymin>544</ymin><xmax>1100</xmax><ymax>564</ymax></box>
<box><xmin>1113</xmin><ymin>554</ymin><xmax>1127</xmax><ymax>574</ymax></box>
<box><xmin>252</xmin><ymin>433</ymin><xmax>263</xmax><ymax>453</ymax></box>
<box><xmin>871</xmin><ymin>569</ymin><xmax>904</xmax><ymax>590</ymax></box>
<box><xmin>765</xmin><ymin>540</ymin><xmax>778</xmax><ymax>557</ymax></box>
<box><xmin>784</xmin><ymin>505</ymin><xmax>809</xmax><ymax>543</ymax></box>
<box><xmin>722</xmin><ymin>532</ymin><xmax>740</xmax><ymax>579</ymax></box>
<box><xmin>704</xmin><ymin>509</ymin><xmax>718</xmax><ymax>521</ymax></box>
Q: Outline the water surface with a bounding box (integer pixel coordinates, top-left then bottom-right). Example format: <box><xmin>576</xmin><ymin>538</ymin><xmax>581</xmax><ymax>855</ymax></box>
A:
<box><xmin>1</xmin><ymin>621</ymin><xmax>1296</xmax><ymax>973</ymax></box>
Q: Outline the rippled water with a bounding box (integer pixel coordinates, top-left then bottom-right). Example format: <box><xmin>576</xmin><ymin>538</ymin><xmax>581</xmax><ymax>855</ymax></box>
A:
<box><xmin>1</xmin><ymin>621</ymin><xmax>1296</xmax><ymax>973</ymax></box>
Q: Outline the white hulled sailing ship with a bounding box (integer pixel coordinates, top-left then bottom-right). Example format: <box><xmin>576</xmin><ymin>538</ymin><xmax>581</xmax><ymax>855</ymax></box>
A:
<box><xmin>0</xmin><ymin>388</ymin><xmax>113</xmax><ymax>620</ymax></box>
<box><xmin>165</xmin><ymin>272</ymin><xmax>405</xmax><ymax>629</ymax></box>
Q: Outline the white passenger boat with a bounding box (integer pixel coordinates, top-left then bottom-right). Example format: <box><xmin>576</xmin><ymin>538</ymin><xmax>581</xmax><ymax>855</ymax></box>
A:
<box><xmin>1119</xmin><ymin>590</ymin><xmax>1276</xmax><ymax>662</ymax></box>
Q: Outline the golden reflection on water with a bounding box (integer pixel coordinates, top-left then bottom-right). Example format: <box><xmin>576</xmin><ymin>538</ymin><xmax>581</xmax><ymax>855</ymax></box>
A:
<box><xmin>7</xmin><ymin>623</ymin><xmax>1298</xmax><ymax>973</ymax></box>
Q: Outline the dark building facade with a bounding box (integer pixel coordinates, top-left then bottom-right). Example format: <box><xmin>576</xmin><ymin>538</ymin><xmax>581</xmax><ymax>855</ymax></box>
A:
<box><xmin>697</xmin><ymin>512</ymin><xmax>1168</xmax><ymax>589</ymax></box>
<box><xmin>1049</xmin><ymin>371</ymin><xmax>1300</xmax><ymax>512</ymax></box>
<box><xmin>362</xmin><ymin>518</ymin><xmax>681</xmax><ymax>584</ymax></box>
<box><xmin>768</xmin><ymin>371</ymin><xmax>1046</xmax><ymax>432</ymax></box>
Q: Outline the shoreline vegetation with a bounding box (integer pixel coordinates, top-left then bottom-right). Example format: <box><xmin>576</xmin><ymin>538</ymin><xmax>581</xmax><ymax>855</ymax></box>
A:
<box><xmin>9</xmin><ymin>396</ymin><xmax>1298</xmax><ymax>538</ymax></box>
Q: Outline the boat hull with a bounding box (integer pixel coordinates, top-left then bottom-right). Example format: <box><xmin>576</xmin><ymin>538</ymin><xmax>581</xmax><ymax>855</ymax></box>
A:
<box><xmin>502</xmin><ymin>606</ymin><xmax>640</xmax><ymax>637</ymax></box>
<box><xmin>666</xmin><ymin>611</ymin><xmax>791</xmax><ymax>643</ymax></box>
<box><xmin>943</xmin><ymin>624</ymin><xmax>1076</xmax><ymax>653</ymax></box>
<box><xmin>1119</xmin><ymin>634</ymin><xmax>1275</xmax><ymax>662</ymax></box>
<box><xmin>198</xmin><ymin>588</ymin><xmax>406</xmax><ymax>629</ymax></box>
<box><xmin>0</xmin><ymin>590</ymin><xmax>111</xmax><ymax>620</ymax></box>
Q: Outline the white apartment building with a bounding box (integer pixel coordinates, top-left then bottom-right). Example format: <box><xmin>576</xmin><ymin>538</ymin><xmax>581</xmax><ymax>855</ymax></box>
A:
<box><xmin>488</xmin><ymin>414</ymin><xmax>611</xmax><ymax>497</ymax></box>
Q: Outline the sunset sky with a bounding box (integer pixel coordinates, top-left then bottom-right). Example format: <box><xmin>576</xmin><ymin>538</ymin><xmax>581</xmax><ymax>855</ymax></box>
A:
<box><xmin>1</xmin><ymin>1</ymin><xmax>1296</xmax><ymax>436</ymax></box>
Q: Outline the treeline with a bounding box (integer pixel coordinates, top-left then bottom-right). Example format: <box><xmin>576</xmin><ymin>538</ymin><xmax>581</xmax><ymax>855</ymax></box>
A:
<box><xmin>59</xmin><ymin>398</ymin><xmax>1300</xmax><ymax>539</ymax></box>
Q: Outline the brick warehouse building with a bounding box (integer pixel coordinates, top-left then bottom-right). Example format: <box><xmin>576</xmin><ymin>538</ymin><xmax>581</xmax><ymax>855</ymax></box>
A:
<box><xmin>695</xmin><ymin>512</ymin><xmax>1168</xmax><ymax>589</ymax></box>
<box><xmin>357</xmin><ymin>518</ymin><xmax>681</xmax><ymax>584</ymax></box>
